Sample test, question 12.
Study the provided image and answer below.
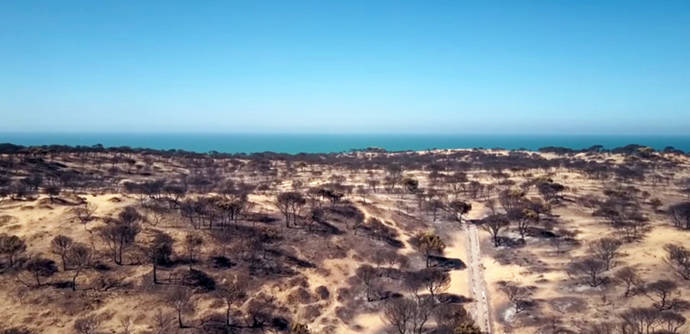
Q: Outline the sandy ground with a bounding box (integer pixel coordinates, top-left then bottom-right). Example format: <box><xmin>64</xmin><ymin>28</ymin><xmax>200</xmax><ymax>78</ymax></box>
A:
<box><xmin>2</xmin><ymin>150</ymin><xmax>689</xmax><ymax>333</ymax></box>
<box><xmin>466</xmin><ymin>223</ymin><xmax>493</xmax><ymax>333</ymax></box>
<box><xmin>477</xmin><ymin>165</ymin><xmax>690</xmax><ymax>334</ymax></box>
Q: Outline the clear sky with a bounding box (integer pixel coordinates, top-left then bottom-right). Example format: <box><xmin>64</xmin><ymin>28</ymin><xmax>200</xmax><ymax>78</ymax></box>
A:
<box><xmin>1</xmin><ymin>1</ymin><xmax>689</xmax><ymax>134</ymax></box>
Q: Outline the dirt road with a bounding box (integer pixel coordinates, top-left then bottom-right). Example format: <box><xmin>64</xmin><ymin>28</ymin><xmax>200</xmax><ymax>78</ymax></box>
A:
<box><xmin>466</xmin><ymin>223</ymin><xmax>493</xmax><ymax>333</ymax></box>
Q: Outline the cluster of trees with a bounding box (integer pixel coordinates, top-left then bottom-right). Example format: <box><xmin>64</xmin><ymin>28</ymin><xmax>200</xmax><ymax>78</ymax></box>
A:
<box><xmin>3</xmin><ymin>142</ymin><xmax>690</xmax><ymax>334</ymax></box>
<box><xmin>98</xmin><ymin>207</ymin><xmax>142</xmax><ymax>265</ymax></box>
<box><xmin>383</xmin><ymin>296</ymin><xmax>480</xmax><ymax>334</ymax></box>
<box><xmin>180</xmin><ymin>194</ymin><xmax>252</xmax><ymax>230</ymax></box>
<box><xmin>566</xmin><ymin>237</ymin><xmax>623</xmax><ymax>287</ymax></box>
<box><xmin>476</xmin><ymin>188</ymin><xmax>551</xmax><ymax>247</ymax></box>
<box><xmin>574</xmin><ymin>239</ymin><xmax>690</xmax><ymax>334</ymax></box>
<box><xmin>2</xmin><ymin>138</ymin><xmax>683</xmax><ymax>210</ymax></box>
<box><xmin>538</xmin><ymin>144</ymin><xmax>687</xmax><ymax>156</ymax></box>
<box><xmin>341</xmin><ymin>221</ymin><xmax>481</xmax><ymax>334</ymax></box>
<box><xmin>0</xmin><ymin>232</ymin><xmax>91</xmax><ymax>291</ymax></box>
<box><xmin>590</xmin><ymin>276</ymin><xmax>688</xmax><ymax>333</ymax></box>
<box><xmin>593</xmin><ymin>186</ymin><xmax>649</xmax><ymax>241</ymax></box>
<box><xmin>376</xmin><ymin>264</ymin><xmax>480</xmax><ymax>334</ymax></box>
<box><xmin>0</xmin><ymin>173</ymin><xmax>44</xmax><ymax>200</ymax></box>
<box><xmin>276</xmin><ymin>192</ymin><xmax>306</xmax><ymax>228</ymax></box>
<box><xmin>0</xmin><ymin>203</ymin><xmax>309</xmax><ymax>333</ymax></box>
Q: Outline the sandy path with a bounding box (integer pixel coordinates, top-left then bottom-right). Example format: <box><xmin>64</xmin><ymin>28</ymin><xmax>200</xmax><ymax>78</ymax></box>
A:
<box><xmin>444</xmin><ymin>230</ymin><xmax>470</xmax><ymax>300</ymax></box>
<box><xmin>466</xmin><ymin>223</ymin><xmax>493</xmax><ymax>333</ymax></box>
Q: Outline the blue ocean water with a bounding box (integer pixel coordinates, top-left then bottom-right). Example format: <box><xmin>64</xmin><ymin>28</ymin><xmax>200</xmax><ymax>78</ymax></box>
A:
<box><xmin>0</xmin><ymin>133</ymin><xmax>688</xmax><ymax>154</ymax></box>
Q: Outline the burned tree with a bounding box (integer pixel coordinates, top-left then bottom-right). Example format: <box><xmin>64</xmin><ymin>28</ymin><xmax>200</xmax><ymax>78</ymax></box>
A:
<box><xmin>383</xmin><ymin>296</ymin><xmax>434</xmax><ymax>334</ymax></box>
<box><xmin>71</xmin><ymin>202</ymin><xmax>97</xmax><ymax>228</ymax></box>
<box><xmin>644</xmin><ymin>280</ymin><xmax>685</xmax><ymax>311</ymax></box>
<box><xmin>217</xmin><ymin>275</ymin><xmax>248</xmax><ymax>327</ymax></box>
<box><xmin>180</xmin><ymin>199</ymin><xmax>203</xmax><ymax>229</ymax></box>
<box><xmin>217</xmin><ymin>195</ymin><xmax>250</xmax><ymax>229</ymax></box>
<box><xmin>275</xmin><ymin>191</ymin><xmax>306</xmax><ymax>228</ymax></box>
<box><xmin>367</xmin><ymin>178</ymin><xmax>379</xmax><ymax>193</ymax></box>
<box><xmin>619</xmin><ymin>307</ymin><xmax>660</xmax><ymax>334</ymax></box>
<box><xmin>97</xmin><ymin>207</ymin><xmax>142</xmax><ymax>265</ymax></box>
<box><xmin>614</xmin><ymin>266</ymin><xmax>642</xmax><ymax>297</ymax></box>
<box><xmin>166</xmin><ymin>286</ymin><xmax>194</xmax><ymax>328</ymax></box>
<box><xmin>356</xmin><ymin>264</ymin><xmax>379</xmax><ymax>302</ymax></box>
<box><xmin>445</xmin><ymin>172</ymin><xmax>468</xmax><ymax>199</ymax></box>
<box><xmin>0</xmin><ymin>234</ymin><xmax>26</xmax><ymax>267</ymax></box>
<box><xmin>499</xmin><ymin>281</ymin><xmax>534</xmax><ymax>314</ymax></box>
<box><xmin>589</xmin><ymin>237</ymin><xmax>623</xmax><ymax>271</ymax></box>
<box><xmin>24</xmin><ymin>257</ymin><xmax>58</xmax><ymax>287</ymax></box>
<box><xmin>658</xmin><ymin>311</ymin><xmax>686</xmax><ymax>333</ymax></box>
<box><xmin>50</xmin><ymin>235</ymin><xmax>73</xmax><ymax>271</ymax></box>
<box><xmin>147</xmin><ymin>232</ymin><xmax>174</xmax><ymax>283</ymax></box>
<box><xmin>68</xmin><ymin>243</ymin><xmax>92</xmax><ymax>291</ymax></box>
<box><xmin>594</xmin><ymin>190</ymin><xmax>649</xmax><ymax>241</ymax></box>
<box><xmin>21</xmin><ymin>173</ymin><xmax>42</xmax><ymax>193</ymax></box>
<box><xmin>184</xmin><ymin>233</ymin><xmax>203</xmax><ymax>270</ymax></box>
<box><xmin>669</xmin><ymin>202</ymin><xmax>690</xmax><ymax>230</ymax></box>
<box><xmin>246</xmin><ymin>293</ymin><xmax>278</xmax><ymax>329</ymax></box>
<box><xmin>480</xmin><ymin>214</ymin><xmax>510</xmax><ymax>247</ymax></box>
<box><xmin>536</xmin><ymin>179</ymin><xmax>565</xmax><ymax>202</ymax></box>
<box><xmin>433</xmin><ymin>303</ymin><xmax>480</xmax><ymax>334</ymax></box>
<box><xmin>446</xmin><ymin>200</ymin><xmax>472</xmax><ymax>224</ymax></box>
<box><xmin>414</xmin><ymin>232</ymin><xmax>446</xmax><ymax>268</ymax></box>
<box><xmin>418</xmin><ymin>268</ymin><xmax>450</xmax><ymax>300</ymax></box>
<box><xmin>426</xmin><ymin>199</ymin><xmax>445</xmax><ymax>222</ymax></box>
<box><xmin>402</xmin><ymin>177</ymin><xmax>420</xmax><ymax>195</ymax></box>
<box><xmin>162</xmin><ymin>182</ymin><xmax>187</xmax><ymax>208</ymax></box>
<box><xmin>499</xmin><ymin>189</ymin><xmax>525</xmax><ymax>212</ymax></box>
<box><xmin>507</xmin><ymin>207</ymin><xmax>538</xmax><ymax>242</ymax></box>
<box><xmin>567</xmin><ymin>257</ymin><xmax>607</xmax><ymax>287</ymax></box>
<box><xmin>44</xmin><ymin>180</ymin><xmax>61</xmax><ymax>203</ymax></box>
<box><xmin>383</xmin><ymin>297</ymin><xmax>414</xmax><ymax>334</ymax></box>
<box><xmin>665</xmin><ymin>244</ymin><xmax>690</xmax><ymax>280</ymax></box>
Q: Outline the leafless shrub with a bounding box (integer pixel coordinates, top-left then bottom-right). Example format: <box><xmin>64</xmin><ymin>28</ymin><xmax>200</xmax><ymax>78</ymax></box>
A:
<box><xmin>567</xmin><ymin>257</ymin><xmax>607</xmax><ymax>287</ymax></box>
<box><xmin>665</xmin><ymin>244</ymin><xmax>690</xmax><ymax>280</ymax></box>
<box><xmin>74</xmin><ymin>314</ymin><xmax>103</xmax><ymax>334</ymax></box>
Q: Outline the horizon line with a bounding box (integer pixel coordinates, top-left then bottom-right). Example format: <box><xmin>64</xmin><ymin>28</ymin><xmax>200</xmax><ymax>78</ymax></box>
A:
<box><xmin>2</xmin><ymin>131</ymin><xmax>690</xmax><ymax>137</ymax></box>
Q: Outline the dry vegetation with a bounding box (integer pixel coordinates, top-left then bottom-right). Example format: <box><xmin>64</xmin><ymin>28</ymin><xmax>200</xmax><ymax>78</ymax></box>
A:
<box><xmin>0</xmin><ymin>143</ymin><xmax>689</xmax><ymax>334</ymax></box>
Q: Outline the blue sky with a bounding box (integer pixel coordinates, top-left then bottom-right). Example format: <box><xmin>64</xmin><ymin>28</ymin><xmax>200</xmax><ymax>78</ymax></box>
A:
<box><xmin>1</xmin><ymin>1</ymin><xmax>689</xmax><ymax>134</ymax></box>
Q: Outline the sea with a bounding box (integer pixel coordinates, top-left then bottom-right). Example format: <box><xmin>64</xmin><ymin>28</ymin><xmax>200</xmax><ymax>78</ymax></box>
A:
<box><xmin>0</xmin><ymin>133</ymin><xmax>688</xmax><ymax>154</ymax></box>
